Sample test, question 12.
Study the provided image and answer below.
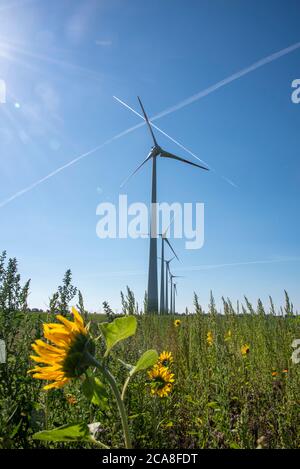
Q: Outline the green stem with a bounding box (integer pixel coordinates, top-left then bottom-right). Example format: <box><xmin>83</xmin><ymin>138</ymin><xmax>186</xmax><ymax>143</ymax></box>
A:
<box><xmin>102</xmin><ymin>367</ymin><xmax>132</xmax><ymax>449</ymax></box>
<box><xmin>87</xmin><ymin>354</ymin><xmax>132</xmax><ymax>449</ymax></box>
<box><xmin>91</xmin><ymin>438</ymin><xmax>110</xmax><ymax>449</ymax></box>
<box><xmin>121</xmin><ymin>376</ymin><xmax>131</xmax><ymax>401</ymax></box>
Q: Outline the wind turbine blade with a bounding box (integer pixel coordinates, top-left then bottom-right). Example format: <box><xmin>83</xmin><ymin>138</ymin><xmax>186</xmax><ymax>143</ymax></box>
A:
<box><xmin>160</xmin><ymin>150</ymin><xmax>209</xmax><ymax>171</ymax></box>
<box><xmin>137</xmin><ymin>96</ymin><xmax>158</xmax><ymax>147</ymax></box>
<box><xmin>164</xmin><ymin>238</ymin><xmax>179</xmax><ymax>261</ymax></box>
<box><xmin>114</xmin><ymin>95</ymin><xmax>212</xmax><ymax>170</ymax></box>
<box><xmin>162</xmin><ymin>214</ymin><xmax>175</xmax><ymax>238</ymax></box>
<box><xmin>120</xmin><ymin>151</ymin><xmax>153</xmax><ymax>188</ymax></box>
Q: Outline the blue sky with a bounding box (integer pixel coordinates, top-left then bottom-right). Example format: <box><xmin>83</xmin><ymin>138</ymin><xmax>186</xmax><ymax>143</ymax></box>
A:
<box><xmin>0</xmin><ymin>0</ymin><xmax>300</xmax><ymax>313</ymax></box>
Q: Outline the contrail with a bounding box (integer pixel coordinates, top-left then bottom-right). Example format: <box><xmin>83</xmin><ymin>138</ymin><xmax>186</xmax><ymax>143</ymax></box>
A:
<box><xmin>1</xmin><ymin>41</ymin><xmax>300</xmax><ymax>208</ymax></box>
<box><xmin>175</xmin><ymin>257</ymin><xmax>300</xmax><ymax>272</ymax></box>
<box><xmin>113</xmin><ymin>95</ymin><xmax>209</xmax><ymax>167</ymax></box>
<box><xmin>0</xmin><ymin>122</ymin><xmax>143</xmax><ymax>208</ymax></box>
<box><xmin>114</xmin><ymin>95</ymin><xmax>238</xmax><ymax>188</ymax></box>
<box><xmin>150</xmin><ymin>41</ymin><xmax>300</xmax><ymax>121</ymax></box>
<box><xmin>79</xmin><ymin>256</ymin><xmax>300</xmax><ymax>278</ymax></box>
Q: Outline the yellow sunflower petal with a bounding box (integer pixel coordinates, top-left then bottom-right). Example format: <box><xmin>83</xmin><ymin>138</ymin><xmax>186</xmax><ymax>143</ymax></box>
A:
<box><xmin>56</xmin><ymin>315</ymin><xmax>78</xmax><ymax>331</ymax></box>
<box><xmin>30</xmin><ymin>355</ymin><xmax>64</xmax><ymax>365</ymax></box>
<box><xmin>72</xmin><ymin>307</ymin><xmax>85</xmax><ymax>329</ymax></box>
<box><xmin>43</xmin><ymin>379</ymin><xmax>70</xmax><ymax>390</ymax></box>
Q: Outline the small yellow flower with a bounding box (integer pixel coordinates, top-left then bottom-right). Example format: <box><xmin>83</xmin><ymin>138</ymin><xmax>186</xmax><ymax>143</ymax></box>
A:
<box><xmin>28</xmin><ymin>307</ymin><xmax>95</xmax><ymax>390</ymax></box>
<box><xmin>241</xmin><ymin>344</ymin><xmax>250</xmax><ymax>356</ymax></box>
<box><xmin>207</xmin><ymin>331</ymin><xmax>213</xmax><ymax>346</ymax></box>
<box><xmin>224</xmin><ymin>329</ymin><xmax>232</xmax><ymax>341</ymax></box>
<box><xmin>271</xmin><ymin>371</ymin><xmax>278</xmax><ymax>377</ymax></box>
<box><xmin>282</xmin><ymin>369</ymin><xmax>288</xmax><ymax>374</ymax></box>
<box><xmin>174</xmin><ymin>319</ymin><xmax>181</xmax><ymax>327</ymax></box>
<box><xmin>147</xmin><ymin>364</ymin><xmax>175</xmax><ymax>398</ymax></box>
<box><xmin>158</xmin><ymin>351</ymin><xmax>173</xmax><ymax>368</ymax></box>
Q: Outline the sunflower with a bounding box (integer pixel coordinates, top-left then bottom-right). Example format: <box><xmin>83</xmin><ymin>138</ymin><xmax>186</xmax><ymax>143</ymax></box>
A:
<box><xmin>174</xmin><ymin>319</ymin><xmax>181</xmax><ymax>327</ymax></box>
<box><xmin>147</xmin><ymin>364</ymin><xmax>175</xmax><ymax>398</ymax></box>
<box><xmin>158</xmin><ymin>351</ymin><xmax>173</xmax><ymax>368</ymax></box>
<box><xmin>207</xmin><ymin>331</ymin><xmax>213</xmax><ymax>346</ymax></box>
<box><xmin>241</xmin><ymin>344</ymin><xmax>250</xmax><ymax>356</ymax></box>
<box><xmin>28</xmin><ymin>307</ymin><xmax>95</xmax><ymax>390</ymax></box>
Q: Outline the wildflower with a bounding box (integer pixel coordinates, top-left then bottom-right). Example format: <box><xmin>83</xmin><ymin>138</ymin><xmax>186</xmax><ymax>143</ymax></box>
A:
<box><xmin>256</xmin><ymin>435</ymin><xmax>267</xmax><ymax>449</ymax></box>
<box><xmin>224</xmin><ymin>329</ymin><xmax>232</xmax><ymax>341</ymax></box>
<box><xmin>158</xmin><ymin>351</ymin><xmax>173</xmax><ymax>368</ymax></box>
<box><xmin>207</xmin><ymin>331</ymin><xmax>213</xmax><ymax>346</ymax></box>
<box><xmin>282</xmin><ymin>369</ymin><xmax>288</xmax><ymax>374</ymax></box>
<box><xmin>241</xmin><ymin>344</ymin><xmax>250</xmax><ymax>356</ymax></box>
<box><xmin>147</xmin><ymin>364</ymin><xmax>175</xmax><ymax>398</ymax></box>
<box><xmin>66</xmin><ymin>393</ymin><xmax>77</xmax><ymax>405</ymax></box>
<box><xmin>28</xmin><ymin>307</ymin><xmax>95</xmax><ymax>390</ymax></box>
<box><xmin>174</xmin><ymin>319</ymin><xmax>181</xmax><ymax>327</ymax></box>
<box><xmin>271</xmin><ymin>371</ymin><xmax>278</xmax><ymax>377</ymax></box>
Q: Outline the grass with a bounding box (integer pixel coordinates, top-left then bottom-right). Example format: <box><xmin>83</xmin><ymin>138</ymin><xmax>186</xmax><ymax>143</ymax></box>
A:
<box><xmin>1</xmin><ymin>307</ymin><xmax>300</xmax><ymax>449</ymax></box>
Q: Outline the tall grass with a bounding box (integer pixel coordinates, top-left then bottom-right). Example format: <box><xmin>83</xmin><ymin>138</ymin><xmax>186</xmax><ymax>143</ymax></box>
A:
<box><xmin>1</xmin><ymin>305</ymin><xmax>299</xmax><ymax>448</ymax></box>
<box><xmin>1</xmin><ymin>254</ymin><xmax>299</xmax><ymax>448</ymax></box>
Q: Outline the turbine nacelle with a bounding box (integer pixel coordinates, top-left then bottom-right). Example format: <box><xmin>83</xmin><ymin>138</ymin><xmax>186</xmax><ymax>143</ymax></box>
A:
<box><xmin>120</xmin><ymin>97</ymin><xmax>209</xmax><ymax>188</ymax></box>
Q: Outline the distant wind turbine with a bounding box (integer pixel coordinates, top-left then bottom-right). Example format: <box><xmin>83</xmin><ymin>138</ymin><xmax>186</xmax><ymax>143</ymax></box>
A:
<box><xmin>165</xmin><ymin>257</ymin><xmax>175</xmax><ymax>314</ymax></box>
<box><xmin>159</xmin><ymin>217</ymin><xmax>179</xmax><ymax>314</ymax></box>
<box><xmin>169</xmin><ymin>273</ymin><xmax>183</xmax><ymax>314</ymax></box>
<box><xmin>119</xmin><ymin>97</ymin><xmax>209</xmax><ymax>313</ymax></box>
<box><xmin>173</xmin><ymin>283</ymin><xmax>178</xmax><ymax>315</ymax></box>
<box><xmin>159</xmin><ymin>233</ymin><xmax>179</xmax><ymax>314</ymax></box>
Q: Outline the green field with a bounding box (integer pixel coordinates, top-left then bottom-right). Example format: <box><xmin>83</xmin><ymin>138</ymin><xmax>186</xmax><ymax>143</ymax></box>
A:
<box><xmin>1</xmin><ymin>254</ymin><xmax>300</xmax><ymax>449</ymax></box>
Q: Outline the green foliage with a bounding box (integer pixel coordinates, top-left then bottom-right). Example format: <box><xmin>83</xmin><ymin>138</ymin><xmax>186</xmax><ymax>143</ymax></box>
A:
<box><xmin>130</xmin><ymin>350</ymin><xmax>158</xmax><ymax>376</ymax></box>
<box><xmin>82</xmin><ymin>376</ymin><xmax>108</xmax><ymax>410</ymax></box>
<box><xmin>284</xmin><ymin>290</ymin><xmax>294</xmax><ymax>316</ymax></box>
<box><xmin>77</xmin><ymin>290</ymin><xmax>88</xmax><ymax>321</ymax></box>
<box><xmin>193</xmin><ymin>292</ymin><xmax>203</xmax><ymax>315</ymax></box>
<box><xmin>49</xmin><ymin>269</ymin><xmax>77</xmax><ymax>316</ymax></box>
<box><xmin>0</xmin><ymin>252</ymin><xmax>39</xmax><ymax>449</ymax></box>
<box><xmin>1</xmin><ymin>253</ymin><xmax>300</xmax><ymax>449</ymax></box>
<box><xmin>33</xmin><ymin>423</ymin><xmax>95</xmax><ymax>443</ymax></box>
<box><xmin>100</xmin><ymin>315</ymin><xmax>137</xmax><ymax>356</ymax></box>
<box><xmin>120</xmin><ymin>286</ymin><xmax>138</xmax><ymax>315</ymax></box>
<box><xmin>102</xmin><ymin>300</ymin><xmax>114</xmax><ymax>319</ymax></box>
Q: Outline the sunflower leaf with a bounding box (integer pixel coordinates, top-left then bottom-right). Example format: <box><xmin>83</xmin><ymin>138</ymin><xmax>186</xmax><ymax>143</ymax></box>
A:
<box><xmin>130</xmin><ymin>349</ymin><xmax>158</xmax><ymax>376</ymax></box>
<box><xmin>33</xmin><ymin>423</ymin><xmax>93</xmax><ymax>442</ymax></box>
<box><xmin>100</xmin><ymin>316</ymin><xmax>137</xmax><ymax>356</ymax></box>
<box><xmin>82</xmin><ymin>376</ymin><xmax>109</xmax><ymax>410</ymax></box>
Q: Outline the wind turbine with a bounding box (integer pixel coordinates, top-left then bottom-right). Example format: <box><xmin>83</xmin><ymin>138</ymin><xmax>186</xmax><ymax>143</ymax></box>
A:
<box><xmin>159</xmin><ymin>225</ymin><xmax>179</xmax><ymax>315</ymax></box>
<box><xmin>165</xmin><ymin>257</ymin><xmax>175</xmax><ymax>314</ymax></box>
<box><xmin>120</xmin><ymin>97</ymin><xmax>209</xmax><ymax>314</ymax></box>
<box><xmin>173</xmin><ymin>283</ymin><xmax>178</xmax><ymax>315</ymax></box>
<box><xmin>169</xmin><ymin>273</ymin><xmax>183</xmax><ymax>314</ymax></box>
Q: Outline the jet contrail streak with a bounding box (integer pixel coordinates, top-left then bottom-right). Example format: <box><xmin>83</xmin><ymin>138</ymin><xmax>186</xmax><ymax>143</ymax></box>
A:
<box><xmin>114</xmin><ymin>95</ymin><xmax>239</xmax><ymax>187</ymax></box>
<box><xmin>150</xmin><ymin>41</ymin><xmax>300</xmax><ymax>121</ymax></box>
<box><xmin>1</xmin><ymin>41</ymin><xmax>299</xmax><ymax>208</ymax></box>
<box><xmin>175</xmin><ymin>257</ymin><xmax>300</xmax><ymax>272</ymax></box>
<box><xmin>78</xmin><ymin>256</ymin><xmax>300</xmax><ymax>278</ymax></box>
<box><xmin>113</xmin><ymin>95</ymin><xmax>209</xmax><ymax>167</ymax></box>
<box><xmin>0</xmin><ymin>122</ymin><xmax>143</xmax><ymax>208</ymax></box>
